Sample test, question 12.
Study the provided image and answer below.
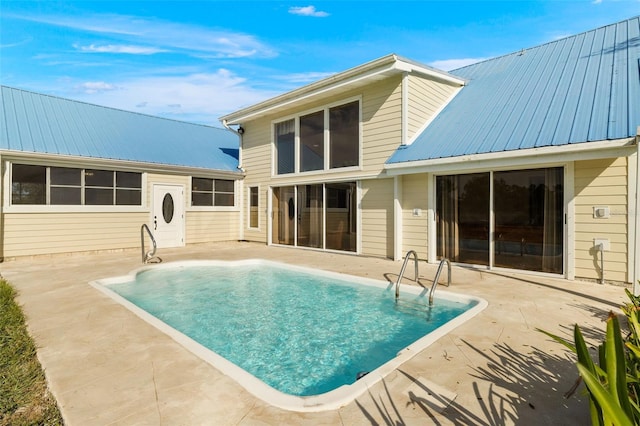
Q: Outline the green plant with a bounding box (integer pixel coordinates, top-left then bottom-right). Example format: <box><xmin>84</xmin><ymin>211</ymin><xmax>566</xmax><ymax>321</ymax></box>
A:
<box><xmin>539</xmin><ymin>286</ymin><xmax>640</xmax><ymax>425</ymax></box>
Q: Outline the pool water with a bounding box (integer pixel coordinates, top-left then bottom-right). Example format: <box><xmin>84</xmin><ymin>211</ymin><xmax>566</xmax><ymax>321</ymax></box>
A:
<box><xmin>106</xmin><ymin>261</ymin><xmax>476</xmax><ymax>397</ymax></box>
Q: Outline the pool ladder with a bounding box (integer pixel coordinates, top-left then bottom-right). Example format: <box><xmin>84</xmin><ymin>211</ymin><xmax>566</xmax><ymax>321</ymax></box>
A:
<box><xmin>140</xmin><ymin>224</ymin><xmax>162</xmax><ymax>264</ymax></box>
<box><xmin>395</xmin><ymin>251</ymin><xmax>450</xmax><ymax>306</ymax></box>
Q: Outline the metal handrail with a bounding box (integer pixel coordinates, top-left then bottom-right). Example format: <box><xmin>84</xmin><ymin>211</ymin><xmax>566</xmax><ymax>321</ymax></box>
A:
<box><xmin>395</xmin><ymin>250</ymin><xmax>419</xmax><ymax>300</ymax></box>
<box><xmin>140</xmin><ymin>224</ymin><xmax>158</xmax><ymax>264</ymax></box>
<box><xmin>429</xmin><ymin>258</ymin><xmax>451</xmax><ymax>306</ymax></box>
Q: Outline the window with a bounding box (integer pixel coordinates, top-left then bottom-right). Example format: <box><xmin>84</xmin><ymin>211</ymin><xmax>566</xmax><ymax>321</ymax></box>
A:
<box><xmin>274</xmin><ymin>100</ymin><xmax>359</xmax><ymax>175</ymax></box>
<box><xmin>10</xmin><ymin>163</ymin><xmax>142</xmax><ymax>206</ymax></box>
<box><xmin>249</xmin><ymin>186</ymin><xmax>259</xmax><ymax>228</ymax></box>
<box><xmin>191</xmin><ymin>178</ymin><xmax>235</xmax><ymax>207</ymax></box>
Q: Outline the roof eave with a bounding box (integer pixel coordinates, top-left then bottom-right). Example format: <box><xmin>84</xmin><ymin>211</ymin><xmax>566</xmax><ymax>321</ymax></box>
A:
<box><xmin>220</xmin><ymin>54</ymin><xmax>465</xmax><ymax>124</ymax></box>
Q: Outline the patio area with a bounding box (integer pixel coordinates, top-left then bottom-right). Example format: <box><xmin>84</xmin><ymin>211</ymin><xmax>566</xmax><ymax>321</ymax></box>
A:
<box><xmin>1</xmin><ymin>241</ymin><xmax>628</xmax><ymax>425</ymax></box>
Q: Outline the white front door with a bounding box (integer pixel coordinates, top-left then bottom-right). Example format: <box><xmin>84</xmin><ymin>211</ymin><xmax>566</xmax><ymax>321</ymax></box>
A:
<box><xmin>152</xmin><ymin>185</ymin><xmax>185</xmax><ymax>248</ymax></box>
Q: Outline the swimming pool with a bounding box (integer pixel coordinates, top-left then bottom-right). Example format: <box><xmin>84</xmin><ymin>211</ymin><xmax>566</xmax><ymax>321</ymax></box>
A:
<box><xmin>91</xmin><ymin>259</ymin><xmax>487</xmax><ymax>411</ymax></box>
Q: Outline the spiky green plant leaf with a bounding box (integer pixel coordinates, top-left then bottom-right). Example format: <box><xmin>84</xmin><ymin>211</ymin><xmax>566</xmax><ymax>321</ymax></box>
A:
<box><xmin>577</xmin><ymin>364</ymin><xmax>634</xmax><ymax>426</ymax></box>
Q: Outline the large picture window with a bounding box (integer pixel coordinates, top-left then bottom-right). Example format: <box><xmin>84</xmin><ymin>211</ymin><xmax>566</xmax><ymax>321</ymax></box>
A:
<box><xmin>11</xmin><ymin>164</ymin><xmax>142</xmax><ymax>206</ymax></box>
<box><xmin>191</xmin><ymin>178</ymin><xmax>235</xmax><ymax>207</ymax></box>
<box><xmin>274</xmin><ymin>100</ymin><xmax>359</xmax><ymax>175</ymax></box>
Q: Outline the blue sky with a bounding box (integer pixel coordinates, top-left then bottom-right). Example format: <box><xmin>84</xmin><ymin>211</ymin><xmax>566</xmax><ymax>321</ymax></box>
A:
<box><xmin>1</xmin><ymin>1</ymin><xmax>639</xmax><ymax>125</ymax></box>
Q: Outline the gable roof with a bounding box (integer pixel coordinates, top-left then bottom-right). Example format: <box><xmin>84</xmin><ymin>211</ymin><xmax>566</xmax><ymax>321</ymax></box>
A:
<box><xmin>0</xmin><ymin>86</ymin><xmax>241</xmax><ymax>173</ymax></box>
<box><xmin>387</xmin><ymin>16</ymin><xmax>640</xmax><ymax>166</ymax></box>
<box><xmin>220</xmin><ymin>54</ymin><xmax>465</xmax><ymax>125</ymax></box>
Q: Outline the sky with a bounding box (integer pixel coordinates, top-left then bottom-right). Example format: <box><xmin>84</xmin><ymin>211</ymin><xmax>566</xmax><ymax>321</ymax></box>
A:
<box><xmin>1</xmin><ymin>1</ymin><xmax>639</xmax><ymax>126</ymax></box>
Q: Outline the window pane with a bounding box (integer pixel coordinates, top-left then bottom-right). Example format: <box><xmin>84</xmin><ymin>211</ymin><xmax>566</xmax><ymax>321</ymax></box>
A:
<box><xmin>275</xmin><ymin>120</ymin><xmax>295</xmax><ymax>174</ymax></box>
<box><xmin>297</xmin><ymin>184</ymin><xmax>323</xmax><ymax>248</ymax></box>
<box><xmin>51</xmin><ymin>187</ymin><xmax>81</xmax><ymax>205</ymax></box>
<box><xmin>494</xmin><ymin>168</ymin><xmax>563</xmax><ymax>273</ymax></box>
<box><xmin>249</xmin><ymin>187</ymin><xmax>259</xmax><ymax>228</ymax></box>
<box><xmin>325</xmin><ymin>182</ymin><xmax>356</xmax><ymax>252</ymax></box>
<box><xmin>215</xmin><ymin>179</ymin><xmax>234</xmax><ymax>193</ymax></box>
<box><xmin>272</xmin><ymin>186</ymin><xmax>295</xmax><ymax>245</ymax></box>
<box><xmin>300</xmin><ymin>110</ymin><xmax>324</xmax><ymax>172</ymax></box>
<box><xmin>116</xmin><ymin>171</ymin><xmax>141</xmax><ymax>188</ymax></box>
<box><xmin>214</xmin><ymin>193</ymin><xmax>234</xmax><ymax>206</ymax></box>
<box><xmin>436</xmin><ymin>173</ymin><xmax>490</xmax><ymax>265</ymax></box>
<box><xmin>12</xmin><ymin>164</ymin><xmax>46</xmax><ymax>204</ymax></box>
<box><xmin>85</xmin><ymin>188</ymin><xmax>113</xmax><ymax>205</ymax></box>
<box><xmin>192</xmin><ymin>192</ymin><xmax>212</xmax><ymax>206</ymax></box>
<box><xmin>85</xmin><ymin>169</ymin><xmax>113</xmax><ymax>187</ymax></box>
<box><xmin>330</xmin><ymin>101</ymin><xmax>359</xmax><ymax>168</ymax></box>
<box><xmin>51</xmin><ymin>167</ymin><xmax>81</xmax><ymax>185</ymax></box>
<box><xmin>192</xmin><ymin>178</ymin><xmax>213</xmax><ymax>192</ymax></box>
<box><xmin>116</xmin><ymin>189</ymin><xmax>142</xmax><ymax>205</ymax></box>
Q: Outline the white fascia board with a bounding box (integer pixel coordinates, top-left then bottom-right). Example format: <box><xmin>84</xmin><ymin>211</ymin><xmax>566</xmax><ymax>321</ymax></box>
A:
<box><xmin>220</xmin><ymin>55</ymin><xmax>465</xmax><ymax>125</ymax></box>
<box><xmin>384</xmin><ymin>138</ymin><xmax>637</xmax><ymax>175</ymax></box>
<box><xmin>0</xmin><ymin>150</ymin><xmax>245</xmax><ymax>179</ymax></box>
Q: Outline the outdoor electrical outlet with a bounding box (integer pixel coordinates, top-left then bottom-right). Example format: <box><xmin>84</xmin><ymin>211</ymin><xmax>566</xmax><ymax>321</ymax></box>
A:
<box><xmin>594</xmin><ymin>238</ymin><xmax>611</xmax><ymax>251</ymax></box>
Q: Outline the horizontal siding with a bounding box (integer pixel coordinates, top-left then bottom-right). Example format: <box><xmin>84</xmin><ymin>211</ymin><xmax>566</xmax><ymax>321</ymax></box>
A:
<box><xmin>401</xmin><ymin>173</ymin><xmax>428</xmax><ymax>259</ymax></box>
<box><xmin>186</xmin><ymin>211</ymin><xmax>239</xmax><ymax>243</ymax></box>
<box><xmin>362</xmin><ymin>77</ymin><xmax>402</xmax><ymax>171</ymax></box>
<box><xmin>407</xmin><ymin>76</ymin><xmax>459</xmax><ymax>140</ymax></box>
<box><xmin>3</xmin><ymin>212</ymin><xmax>147</xmax><ymax>257</ymax></box>
<box><xmin>574</xmin><ymin>157</ymin><xmax>628</xmax><ymax>283</ymax></box>
<box><xmin>361</xmin><ymin>178</ymin><xmax>394</xmax><ymax>258</ymax></box>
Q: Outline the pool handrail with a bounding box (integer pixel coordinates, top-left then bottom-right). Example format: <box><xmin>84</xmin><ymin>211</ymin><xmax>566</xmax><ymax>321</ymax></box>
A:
<box><xmin>429</xmin><ymin>258</ymin><xmax>451</xmax><ymax>306</ymax></box>
<box><xmin>140</xmin><ymin>224</ymin><xmax>159</xmax><ymax>264</ymax></box>
<box><xmin>395</xmin><ymin>250</ymin><xmax>419</xmax><ymax>301</ymax></box>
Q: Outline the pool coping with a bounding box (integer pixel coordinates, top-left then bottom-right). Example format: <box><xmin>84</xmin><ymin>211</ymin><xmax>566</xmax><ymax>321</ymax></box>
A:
<box><xmin>90</xmin><ymin>258</ymin><xmax>488</xmax><ymax>412</ymax></box>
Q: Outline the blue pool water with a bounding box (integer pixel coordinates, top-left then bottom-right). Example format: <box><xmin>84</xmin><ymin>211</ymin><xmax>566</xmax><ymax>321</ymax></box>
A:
<box><xmin>107</xmin><ymin>262</ymin><xmax>476</xmax><ymax>397</ymax></box>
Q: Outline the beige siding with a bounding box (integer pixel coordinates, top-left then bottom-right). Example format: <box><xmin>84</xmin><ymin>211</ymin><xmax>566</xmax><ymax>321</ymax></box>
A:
<box><xmin>407</xmin><ymin>76</ymin><xmax>459</xmax><ymax>140</ymax></box>
<box><xmin>361</xmin><ymin>178</ymin><xmax>394</xmax><ymax>258</ymax></box>
<box><xmin>3</xmin><ymin>212</ymin><xmax>147</xmax><ymax>257</ymax></box>
<box><xmin>574</xmin><ymin>157</ymin><xmax>628</xmax><ymax>283</ymax></box>
<box><xmin>401</xmin><ymin>174</ymin><xmax>429</xmax><ymax>259</ymax></box>
<box><xmin>186</xmin><ymin>210</ymin><xmax>239</xmax><ymax>243</ymax></box>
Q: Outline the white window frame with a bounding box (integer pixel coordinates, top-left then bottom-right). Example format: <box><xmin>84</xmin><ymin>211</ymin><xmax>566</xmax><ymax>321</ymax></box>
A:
<box><xmin>247</xmin><ymin>185</ymin><xmax>260</xmax><ymax>230</ymax></box>
<box><xmin>271</xmin><ymin>96</ymin><xmax>363</xmax><ymax>178</ymax></box>
<box><xmin>188</xmin><ymin>177</ymin><xmax>239</xmax><ymax>212</ymax></box>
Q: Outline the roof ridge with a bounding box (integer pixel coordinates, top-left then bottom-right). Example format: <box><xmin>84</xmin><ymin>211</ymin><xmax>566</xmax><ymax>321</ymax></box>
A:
<box><xmin>0</xmin><ymin>85</ymin><xmax>226</xmax><ymax>131</ymax></box>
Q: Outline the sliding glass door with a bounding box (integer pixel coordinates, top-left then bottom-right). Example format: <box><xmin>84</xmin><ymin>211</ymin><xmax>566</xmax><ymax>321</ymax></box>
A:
<box><xmin>272</xmin><ymin>182</ymin><xmax>357</xmax><ymax>252</ymax></box>
<box><xmin>436</xmin><ymin>168</ymin><xmax>563</xmax><ymax>274</ymax></box>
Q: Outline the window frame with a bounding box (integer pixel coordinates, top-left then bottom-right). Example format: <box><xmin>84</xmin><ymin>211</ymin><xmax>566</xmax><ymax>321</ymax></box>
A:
<box><xmin>247</xmin><ymin>185</ymin><xmax>260</xmax><ymax>229</ymax></box>
<box><xmin>271</xmin><ymin>96</ymin><xmax>362</xmax><ymax>178</ymax></box>
<box><xmin>189</xmin><ymin>177</ymin><xmax>238</xmax><ymax>211</ymax></box>
<box><xmin>6</xmin><ymin>161</ymin><xmax>146</xmax><ymax>213</ymax></box>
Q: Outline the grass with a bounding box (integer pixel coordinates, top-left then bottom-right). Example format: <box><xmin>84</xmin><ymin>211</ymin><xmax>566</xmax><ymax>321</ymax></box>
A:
<box><xmin>0</xmin><ymin>279</ymin><xmax>64</xmax><ymax>426</ymax></box>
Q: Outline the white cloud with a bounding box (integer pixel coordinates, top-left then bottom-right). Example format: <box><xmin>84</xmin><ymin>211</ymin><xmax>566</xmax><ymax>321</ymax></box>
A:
<box><xmin>69</xmin><ymin>70</ymin><xmax>281</xmax><ymax>125</ymax></box>
<box><xmin>14</xmin><ymin>13</ymin><xmax>277</xmax><ymax>59</ymax></box>
<box><xmin>76</xmin><ymin>81</ymin><xmax>118</xmax><ymax>94</ymax></box>
<box><xmin>274</xmin><ymin>71</ymin><xmax>336</xmax><ymax>83</ymax></box>
<box><xmin>429</xmin><ymin>58</ymin><xmax>487</xmax><ymax>71</ymax></box>
<box><xmin>289</xmin><ymin>6</ymin><xmax>330</xmax><ymax>17</ymax></box>
<box><xmin>592</xmin><ymin>0</ymin><xmax>602</xmax><ymax>4</ymax></box>
<box><xmin>73</xmin><ymin>43</ymin><xmax>167</xmax><ymax>55</ymax></box>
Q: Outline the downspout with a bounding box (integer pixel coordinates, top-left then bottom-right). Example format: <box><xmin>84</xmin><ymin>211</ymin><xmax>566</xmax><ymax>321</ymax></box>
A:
<box><xmin>222</xmin><ymin>119</ymin><xmax>245</xmax><ymax>241</ymax></box>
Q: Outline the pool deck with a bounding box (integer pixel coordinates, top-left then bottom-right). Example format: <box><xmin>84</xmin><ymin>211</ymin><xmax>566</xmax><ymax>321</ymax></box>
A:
<box><xmin>1</xmin><ymin>241</ymin><xmax>628</xmax><ymax>425</ymax></box>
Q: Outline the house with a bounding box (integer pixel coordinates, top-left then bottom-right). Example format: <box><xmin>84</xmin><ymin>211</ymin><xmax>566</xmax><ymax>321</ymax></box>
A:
<box><xmin>2</xmin><ymin>16</ymin><xmax>638</xmax><ymax>287</ymax></box>
<box><xmin>0</xmin><ymin>86</ymin><xmax>244</xmax><ymax>258</ymax></box>
<box><xmin>220</xmin><ymin>16</ymin><xmax>640</xmax><ymax>286</ymax></box>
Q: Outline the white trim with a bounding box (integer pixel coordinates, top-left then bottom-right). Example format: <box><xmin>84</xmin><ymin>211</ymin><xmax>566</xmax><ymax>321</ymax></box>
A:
<box><xmin>566</xmin><ymin>162</ymin><xmax>576</xmax><ymax>280</ymax></box>
<box><xmin>393</xmin><ymin>175</ymin><xmax>402</xmax><ymax>261</ymax></box>
<box><xmin>401</xmin><ymin>72</ymin><xmax>409</xmax><ymax>146</ymax></box>
<box><xmin>246</xmin><ymin>184</ymin><xmax>261</xmax><ymax>231</ymax></box>
<box><xmin>357</xmin><ymin>181</ymin><xmax>363</xmax><ymax>255</ymax></box>
<box><xmin>220</xmin><ymin>54</ymin><xmax>465</xmax><ymax>124</ymax></box>
<box><xmin>632</xmin><ymin>139</ymin><xmax>640</xmax><ymax>293</ymax></box>
<box><xmin>427</xmin><ymin>173</ymin><xmax>437</xmax><ymax>263</ymax></box>
<box><xmin>267</xmin><ymin>186</ymin><xmax>273</xmax><ymax>246</ymax></box>
<box><xmin>385</xmin><ymin>138</ymin><xmax>636</xmax><ymax>175</ymax></box>
<box><xmin>0</xmin><ymin>150</ymin><xmax>244</xmax><ymax>180</ymax></box>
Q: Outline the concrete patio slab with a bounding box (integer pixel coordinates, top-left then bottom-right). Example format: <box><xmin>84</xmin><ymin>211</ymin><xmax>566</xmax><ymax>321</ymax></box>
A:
<box><xmin>0</xmin><ymin>242</ymin><xmax>628</xmax><ymax>425</ymax></box>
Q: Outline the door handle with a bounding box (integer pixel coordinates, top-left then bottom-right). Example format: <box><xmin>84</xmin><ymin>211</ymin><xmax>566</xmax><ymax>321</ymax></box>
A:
<box><xmin>154</xmin><ymin>216</ymin><xmax>157</xmax><ymax>230</ymax></box>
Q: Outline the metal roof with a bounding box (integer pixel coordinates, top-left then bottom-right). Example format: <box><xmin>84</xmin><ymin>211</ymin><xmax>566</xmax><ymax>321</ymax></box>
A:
<box><xmin>387</xmin><ymin>16</ymin><xmax>640</xmax><ymax>165</ymax></box>
<box><xmin>0</xmin><ymin>86</ymin><xmax>240</xmax><ymax>172</ymax></box>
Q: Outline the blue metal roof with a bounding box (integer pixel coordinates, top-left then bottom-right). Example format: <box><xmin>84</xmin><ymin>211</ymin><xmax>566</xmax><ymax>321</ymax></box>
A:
<box><xmin>0</xmin><ymin>86</ymin><xmax>240</xmax><ymax>172</ymax></box>
<box><xmin>388</xmin><ymin>16</ymin><xmax>640</xmax><ymax>165</ymax></box>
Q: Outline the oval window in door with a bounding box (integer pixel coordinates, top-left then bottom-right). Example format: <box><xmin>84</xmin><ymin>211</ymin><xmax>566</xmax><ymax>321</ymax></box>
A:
<box><xmin>162</xmin><ymin>193</ymin><xmax>174</xmax><ymax>223</ymax></box>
